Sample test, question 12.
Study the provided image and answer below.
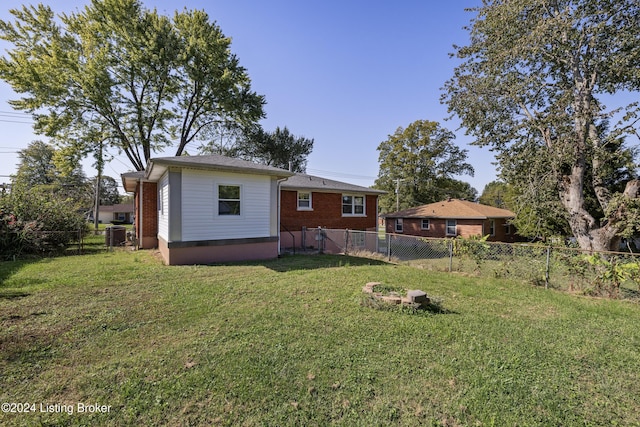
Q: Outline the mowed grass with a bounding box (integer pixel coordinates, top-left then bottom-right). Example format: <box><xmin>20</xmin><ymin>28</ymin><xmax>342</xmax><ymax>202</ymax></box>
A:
<box><xmin>1</xmin><ymin>246</ymin><xmax>640</xmax><ymax>426</ymax></box>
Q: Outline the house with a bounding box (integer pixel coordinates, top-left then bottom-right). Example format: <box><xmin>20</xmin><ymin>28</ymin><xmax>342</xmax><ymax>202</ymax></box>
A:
<box><xmin>383</xmin><ymin>198</ymin><xmax>517</xmax><ymax>242</ymax></box>
<box><xmin>279</xmin><ymin>174</ymin><xmax>386</xmax><ymax>251</ymax></box>
<box><xmin>93</xmin><ymin>204</ymin><xmax>134</xmax><ymax>224</ymax></box>
<box><xmin>122</xmin><ymin>155</ymin><xmax>294</xmax><ymax>265</ymax></box>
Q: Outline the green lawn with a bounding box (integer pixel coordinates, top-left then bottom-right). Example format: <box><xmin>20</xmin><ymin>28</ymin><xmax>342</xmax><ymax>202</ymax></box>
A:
<box><xmin>1</xmin><ymin>245</ymin><xmax>640</xmax><ymax>426</ymax></box>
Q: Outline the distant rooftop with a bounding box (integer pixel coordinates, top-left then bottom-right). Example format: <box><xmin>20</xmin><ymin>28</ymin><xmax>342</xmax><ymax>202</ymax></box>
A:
<box><xmin>384</xmin><ymin>198</ymin><xmax>514</xmax><ymax>219</ymax></box>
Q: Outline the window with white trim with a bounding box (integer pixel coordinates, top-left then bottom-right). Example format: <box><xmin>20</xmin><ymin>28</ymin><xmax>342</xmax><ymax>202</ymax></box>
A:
<box><xmin>395</xmin><ymin>218</ymin><xmax>403</xmax><ymax>233</ymax></box>
<box><xmin>421</xmin><ymin>219</ymin><xmax>430</xmax><ymax>230</ymax></box>
<box><xmin>342</xmin><ymin>194</ymin><xmax>365</xmax><ymax>215</ymax></box>
<box><xmin>446</xmin><ymin>219</ymin><xmax>457</xmax><ymax>236</ymax></box>
<box><xmin>158</xmin><ymin>185</ymin><xmax>166</xmax><ymax>216</ymax></box>
<box><xmin>297</xmin><ymin>191</ymin><xmax>312</xmax><ymax>210</ymax></box>
<box><xmin>218</xmin><ymin>184</ymin><xmax>241</xmax><ymax>215</ymax></box>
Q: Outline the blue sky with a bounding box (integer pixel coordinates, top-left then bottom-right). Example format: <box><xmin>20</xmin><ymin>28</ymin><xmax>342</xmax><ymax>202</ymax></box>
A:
<box><xmin>0</xmin><ymin>1</ymin><xmax>493</xmax><ymax>193</ymax></box>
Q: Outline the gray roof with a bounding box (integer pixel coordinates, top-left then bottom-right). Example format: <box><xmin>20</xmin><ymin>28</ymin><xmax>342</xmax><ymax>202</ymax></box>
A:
<box><xmin>282</xmin><ymin>173</ymin><xmax>386</xmax><ymax>195</ymax></box>
<box><xmin>146</xmin><ymin>155</ymin><xmax>295</xmax><ymax>181</ymax></box>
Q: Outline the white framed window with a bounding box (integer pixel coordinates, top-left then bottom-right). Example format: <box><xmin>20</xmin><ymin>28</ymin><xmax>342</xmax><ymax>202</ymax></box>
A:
<box><xmin>342</xmin><ymin>194</ymin><xmax>365</xmax><ymax>216</ymax></box>
<box><xmin>421</xmin><ymin>219</ymin><xmax>430</xmax><ymax>230</ymax></box>
<box><xmin>158</xmin><ymin>185</ymin><xmax>166</xmax><ymax>216</ymax></box>
<box><xmin>218</xmin><ymin>184</ymin><xmax>241</xmax><ymax>216</ymax></box>
<box><xmin>489</xmin><ymin>219</ymin><xmax>495</xmax><ymax>236</ymax></box>
<box><xmin>395</xmin><ymin>218</ymin><xmax>403</xmax><ymax>233</ymax></box>
<box><xmin>446</xmin><ymin>219</ymin><xmax>457</xmax><ymax>236</ymax></box>
<box><xmin>297</xmin><ymin>191</ymin><xmax>312</xmax><ymax>210</ymax></box>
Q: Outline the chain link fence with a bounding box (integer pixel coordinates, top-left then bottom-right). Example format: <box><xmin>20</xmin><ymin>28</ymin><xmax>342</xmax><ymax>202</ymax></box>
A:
<box><xmin>300</xmin><ymin>228</ymin><xmax>640</xmax><ymax>299</ymax></box>
<box><xmin>1</xmin><ymin>226</ymin><xmax>134</xmax><ymax>260</ymax></box>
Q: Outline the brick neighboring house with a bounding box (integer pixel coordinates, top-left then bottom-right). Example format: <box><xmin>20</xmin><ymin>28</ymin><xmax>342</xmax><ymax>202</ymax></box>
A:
<box><xmin>279</xmin><ymin>174</ymin><xmax>386</xmax><ymax>250</ymax></box>
<box><xmin>384</xmin><ymin>198</ymin><xmax>517</xmax><ymax>242</ymax></box>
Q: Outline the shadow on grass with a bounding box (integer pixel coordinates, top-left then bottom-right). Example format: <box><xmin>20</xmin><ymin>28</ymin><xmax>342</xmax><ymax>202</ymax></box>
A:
<box><xmin>359</xmin><ymin>294</ymin><xmax>457</xmax><ymax>315</ymax></box>
<box><xmin>0</xmin><ymin>258</ymin><xmax>37</xmax><ymax>296</ymax></box>
<box><xmin>215</xmin><ymin>253</ymin><xmax>391</xmax><ymax>273</ymax></box>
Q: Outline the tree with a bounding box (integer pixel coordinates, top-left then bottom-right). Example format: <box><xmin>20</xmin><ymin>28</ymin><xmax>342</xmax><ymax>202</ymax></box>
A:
<box><xmin>92</xmin><ymin>176</ymin><xmax>121</xmax><ymax>206</ymax></box>
<box><xmin>239</xmin><ymin>126</ymin><xmax>314</xmax><ymax>172</ymax></box>
<box><xmin>374</xmin><ymin>119</ymin><xmax>474</xmax><ymax>213</ymax></box>
<box><xmin>442</xmin><ymin>0</ymin><xmax>640</xmax><ymax>251</ymax></box>
<box><xmin>13</xmin><ymin>140</ymin><xmax>56</xmax><ymax>188</ymax></box>
<box><xmin>199</xmin><ymin>125</ymin><xmax>314</xmax><ymax>172</ymax></box>
<box><xmin>479</xmin><ymin>181</ymin><xmax>509</xmax><ymax>208</ymax></box>
<box><xmin>479</xmin><ymin>180</ymin><xmax>570</xmax><ymax>239</ymax></box>
<box><xmin>0</xmin><ymin>0</ymin><xmax>265</xmax><ymax>172</ymax></box>
<box><xmin>13</xmin><ymin>140</ymin><xmax>90</xmax><ymax>208</ymax></box>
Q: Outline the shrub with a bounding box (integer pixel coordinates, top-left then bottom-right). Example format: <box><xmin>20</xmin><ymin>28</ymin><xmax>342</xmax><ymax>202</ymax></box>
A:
<box><xmin>0</xmin><ymin>187</ymin><xmax>88</xmax><ymax>259</ymax></box>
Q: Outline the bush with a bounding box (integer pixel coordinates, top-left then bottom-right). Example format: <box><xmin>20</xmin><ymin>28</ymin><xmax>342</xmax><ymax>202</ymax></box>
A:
<box><xmin>0</xmin><ymin>187</ymin><xmax>88</xmax><ymax>259</ymax></box>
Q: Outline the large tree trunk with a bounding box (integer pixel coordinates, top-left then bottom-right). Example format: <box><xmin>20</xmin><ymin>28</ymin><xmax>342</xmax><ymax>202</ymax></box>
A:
<box><xmin>559</xmin><ymin>167</ymin><xmax>605</xmax><ymax>252</ymax></box>
<box><xmin>560</xmin><ymin>166</ymin><xmax>640</xmax><ymax>252</ymax></box>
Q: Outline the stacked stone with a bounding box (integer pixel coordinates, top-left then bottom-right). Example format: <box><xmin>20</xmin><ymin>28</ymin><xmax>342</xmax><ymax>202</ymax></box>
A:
<box><xmin>362</xmin><ymin>282</ymin><xmax>430</xmax><ymax>308</ymax></box>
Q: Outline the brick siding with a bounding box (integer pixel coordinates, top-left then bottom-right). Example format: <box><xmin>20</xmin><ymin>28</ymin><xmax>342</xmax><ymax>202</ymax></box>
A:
<box><xmin>280</xmin><ymin>190</ymin><xmax>378</xmax><ymax>231</ymax></box>
<box><xmin>386</xmin><ymin>217</ymin><xmax>517</xmax><ymax>242</ymax></box>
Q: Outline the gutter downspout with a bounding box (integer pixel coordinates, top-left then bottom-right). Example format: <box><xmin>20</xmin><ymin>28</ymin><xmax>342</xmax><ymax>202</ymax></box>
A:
<box><xmin>276</xmin><ymin>177</ymin><xmax>289</xmax><ymax>255</ymax></box>
<box><xmin>138</xmin><ymin>178</ymin><xmax>143</xmax><ymax>250</ymax></box>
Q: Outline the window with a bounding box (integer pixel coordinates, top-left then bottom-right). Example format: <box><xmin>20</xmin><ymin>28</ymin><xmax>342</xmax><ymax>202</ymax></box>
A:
<box><xmin>446</xmin><ymin>219</ymin><xmax>457</xmax><ymax>236</ymax></box>
<box><xmin>342</xmin><ymin>195</ymin><xmax>365</xmax><ymax>215</ymax></box>
<box><xmin>158</xmin><ymin>186</ymin><xmax>166</xmax><ymax>216</ymax></box>
<box><xmin>218</xmin><ymin>185</ymin><xmax>241</xmax><ymax>215</ymax></box>
<box><xmin>489</xmin><ymin>219</ymin><xmax>495</xmax><ymax>236</ymax></box>
<box><xmin>503</xmin><ymin>222</ymin><xmax>511</xmax><ymax>235</ymax></box>
<box><xmin>395</xmin><ymin>218</ymin><xmax>403</xmax><ymax>233</ymax></box>
<box><xmin>297</xmin><ymin>192</ymin><xmax>312</xmax><ymax>210</ymax></box>
<box><xmin>421</xmin><ymin>219</ymin><xmax>430</xmax><ymax>230</ymax></box>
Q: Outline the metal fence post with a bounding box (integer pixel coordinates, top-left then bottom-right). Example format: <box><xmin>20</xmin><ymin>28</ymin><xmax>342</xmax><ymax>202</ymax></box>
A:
<box><xmin>448</xmin><ymin>239</ymin><xmax>453</xmax><ymax>272</ymax></box>
<box><xmin>344</xmin><ymin>229</ymin><xmax>349</xmax><ymax>255</ymax></box>
<box><xmin>545</xmin><ymin>246</ymin><xmax>551</xmax><ymax>289</ymax></box>
<box><xmin>387</xmin><ymin>234</ymin><xmax>391</xmax><ymax>261</ymax></box>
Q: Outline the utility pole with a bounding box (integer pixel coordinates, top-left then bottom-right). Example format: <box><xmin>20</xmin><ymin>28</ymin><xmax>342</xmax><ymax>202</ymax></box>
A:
<box><xmin>395</xmin><ymin>178</ymin><xmax>405</xmax><ymax>211</ymax></box>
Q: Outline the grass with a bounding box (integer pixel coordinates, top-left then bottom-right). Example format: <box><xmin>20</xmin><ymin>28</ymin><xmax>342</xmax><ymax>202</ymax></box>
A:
<box><xmin>2</xmin><ymin>242</ymin><xmax>640</xmax><ymax>426</ymax></box>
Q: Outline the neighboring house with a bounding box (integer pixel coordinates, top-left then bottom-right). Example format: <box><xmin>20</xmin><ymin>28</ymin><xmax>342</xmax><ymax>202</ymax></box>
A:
<box><xmin>279</xmin><ymin>174</ymin><xmax>386</xmax><ymax>251</ymax></box>
<box><xmin>122</xmin><ymin>155</ymin><xmax>293</xmax><ymax>265</ymax></box>
<box><xmin>93</xmin><ymin>204</ymin><xmax>134</xmax><ymax>224</ymax></box>
<box><xmin>384</xmin><ymin>198</ymin><xmax>517</xmax><ymax>242</ymax></box>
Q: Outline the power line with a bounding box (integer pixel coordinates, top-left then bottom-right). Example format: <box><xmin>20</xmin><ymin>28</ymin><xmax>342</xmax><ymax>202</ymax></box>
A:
<box><xmin>306</xmin><ymin>168</ymin><xmax>377</xmax><ymax>181</ymax></box>
<box><xmin>0</xmin><ymin>111</ymin><xmax>31</xmax><ymax>118</ymax></box>
<box><xmin>0</xmin><ymin>119</ymin><xmax>33</xmax><ymax>124</ymax></box>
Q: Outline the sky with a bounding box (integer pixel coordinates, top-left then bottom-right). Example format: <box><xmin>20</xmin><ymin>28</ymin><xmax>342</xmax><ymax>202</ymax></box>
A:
<box><xmin>0</xmin><ymin>0</ymin><xmax>494</xmax><ymax>194</ymax></box>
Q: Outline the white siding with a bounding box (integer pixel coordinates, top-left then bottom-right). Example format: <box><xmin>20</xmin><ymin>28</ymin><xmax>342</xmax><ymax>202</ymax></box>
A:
<box><xmin>158</xmin><ymin>173</ymin><xmax>169</xmax><ymax>240</ymax></box>
<box><xmin>181</xmin><ymin>169</ymin><xmax>273</xmax><ymax>241</ymax></box>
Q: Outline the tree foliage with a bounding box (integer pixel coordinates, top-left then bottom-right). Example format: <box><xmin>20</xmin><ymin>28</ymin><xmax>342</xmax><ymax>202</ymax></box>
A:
<box><xmin>239</xmin><ymin>126</ymin><xmax>314</xmax><ymax>173</ymax></box>
<box><xmin>93</xmin><ymin>176</ymin><xmax>121</xmax><ymax>206</ymax></box>
<box><xmin>13</xmin><ymin>140</ymin><xmax>90</xmax><ymax>208</ymax></box>
<box><xmin>443</xmin><ymin>0</ymin><xmax>640</xmax><ymax>251</ymax></box>
<box><xmin>374</xmin><ymin>119</ymin><xmax>475</xmax><ymax>213</ymax></box>
<box><xmin>199</xmin><ymin>125</ymin><xmax>314</xmax><ymax>173</ymax></box>
<box><xmin>0</xmin><ymin>0</ymin><xmax>265</xmax><ymax>171</ymax></box>
<box><xmin>0</xmin><ymin>186</ymin><xmax>87</xmax><ymax>259</ymax></box>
